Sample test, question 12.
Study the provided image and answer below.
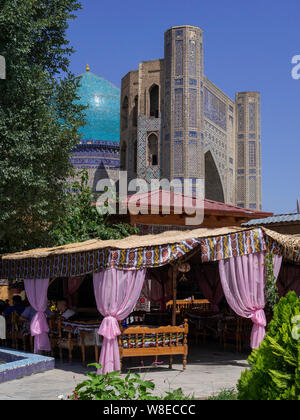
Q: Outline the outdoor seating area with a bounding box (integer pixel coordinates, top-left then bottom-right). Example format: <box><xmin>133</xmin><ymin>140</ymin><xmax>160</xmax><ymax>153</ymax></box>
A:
<box><xmin>0</xmin><ymin>226</ymin><xmax>300</xmax><ymax>375</ymax></box>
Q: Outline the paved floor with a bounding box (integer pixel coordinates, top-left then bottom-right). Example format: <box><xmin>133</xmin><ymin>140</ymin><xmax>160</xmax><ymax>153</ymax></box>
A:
<box><xmin>0</xmin><ymin>343</ymin><xmax>249</xmax><ymax>400</ymax></box>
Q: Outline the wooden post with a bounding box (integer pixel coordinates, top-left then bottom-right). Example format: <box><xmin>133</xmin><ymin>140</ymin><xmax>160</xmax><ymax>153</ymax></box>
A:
<box><xmin>172</xmin><ymin>264</ymin><xmax>178</xmax><ymax>326</ymax></box>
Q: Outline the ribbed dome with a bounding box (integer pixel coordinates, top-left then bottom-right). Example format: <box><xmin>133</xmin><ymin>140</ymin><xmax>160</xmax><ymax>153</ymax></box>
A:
<box><xmin>77</xmin><ymin>70</ymin><xmax>120</xmax><ymax>143</ymax></box>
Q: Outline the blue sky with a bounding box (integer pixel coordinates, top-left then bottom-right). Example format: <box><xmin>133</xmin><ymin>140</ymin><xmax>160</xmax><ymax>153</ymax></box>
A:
<box><xmin>67</xmin><ymin>0</ymin><xmax>300</xmax><ymax>215</ymax></box>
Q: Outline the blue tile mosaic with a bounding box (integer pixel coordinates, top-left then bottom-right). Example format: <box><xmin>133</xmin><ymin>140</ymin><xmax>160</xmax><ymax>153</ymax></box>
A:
<box><xmin>189</xmin><ymin>131</ymin><xmax>197</xmax><ymax>138</ymax></box>
<box><xmin>189</xmin><ymin>79</ymin><xmax>197</xmax><ymax>86</ymax></box>
<box><xmin>175</xmin><ymin>79</ymin><xmax>183</xmax><ymax>86</ymax></box>
<box><xmin>204</xmin><ymin>88</ymin><xmax>227</xmax><ymax>131</ymax></box>
<box><xmin>174</xmin><ymin>131</ymin><xmax>183</xmax><ymax>138</ymax></box>
<box><xmin>0</xmin><ymin>348</ymin><xmax>54</xmax><ymax>383</ymax></box>
<box><xmin>76</xmin><ymin>71</ymin><xmax>120</xmax><ymax>143</ymax></box>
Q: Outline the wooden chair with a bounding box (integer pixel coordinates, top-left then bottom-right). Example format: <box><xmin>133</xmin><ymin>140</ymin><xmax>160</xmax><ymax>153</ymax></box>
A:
<box><xmin>55</xmin><ymin>319</ymin><xmax>102</xmax><ymax>365</ymax></box>
<box><xmin>56</xmin><ymin>318</ymin><xmax>79</xmax><ymax>363</ymax></box>
<box><xmin>49</xmin><ymin>316</ymin><xmax>61</xmax><ymax>357</ymax></box>
<box><xmin>221</xmin><ymin>314</ymin><xmax>238</xmax><ymax>351</ymax></box>
<box><xmin>185</xmin><ymin>308</ymin><xmax>216</xmax><ymax>345</ymax></box>
<box><xmin>11</xmin><ymin>312</ymin><xmax>33</xmax><ymax>352</ymax></box>
<box><xmin>221</xmin><ymin>315</ymin><xmax>252</xmax><ymax>352</ymax></box>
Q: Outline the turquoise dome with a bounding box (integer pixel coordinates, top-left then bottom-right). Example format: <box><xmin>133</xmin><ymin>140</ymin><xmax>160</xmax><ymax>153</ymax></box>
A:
<box><xmin>77</xmin><ymin>69</ymin><xmax>120</xmax><ymax>143</ymax></box>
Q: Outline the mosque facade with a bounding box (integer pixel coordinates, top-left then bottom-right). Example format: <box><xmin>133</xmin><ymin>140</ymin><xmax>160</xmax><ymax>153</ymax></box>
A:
<box><xmin>120</xmin><ymin>25</ymin><xmax>262</xmax><ymax>210</ymax></box>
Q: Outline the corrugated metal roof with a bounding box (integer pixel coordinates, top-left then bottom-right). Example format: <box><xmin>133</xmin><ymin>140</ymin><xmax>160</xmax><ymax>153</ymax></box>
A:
<box><xmin>243</xmin><ymin>213</ymin><xmax>300</xmax><ymax>226</ymax></box>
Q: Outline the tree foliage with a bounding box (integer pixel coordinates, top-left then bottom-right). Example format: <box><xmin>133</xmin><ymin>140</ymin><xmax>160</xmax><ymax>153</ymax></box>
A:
<box><xmin>51</xmin><ymin>169</ymin><xmax>137</xmax><ymax>245</ymax></box>
<box><xmin>237</xmin><ymin>292</ymin><xmax>300</xmax><ymax>400</ymax></box>
<box><xmin>0</xmin><ymin>0</ymin><xmax>85</xmax><ymax>253</ymax></box>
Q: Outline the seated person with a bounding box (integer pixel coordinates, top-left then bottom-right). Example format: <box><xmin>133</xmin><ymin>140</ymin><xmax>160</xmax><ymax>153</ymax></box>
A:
<box><xmin>3</xmin><ymin>295</ymin><xmax>25</xmax><ymax>317</ymax></box>
<box><xmin>57</xmin><ymin>299</ymin><xmax>77</xmax><ymax>321</ymax></box>
<box><xmin>0</xmin><ymin>299</ymin><xmax>8</xmax><ymax>315</ymax></box>
<box><xmin>21</xmin><ymin>304</ymin><xmax>53</xmax><ymax>322</ymax></box>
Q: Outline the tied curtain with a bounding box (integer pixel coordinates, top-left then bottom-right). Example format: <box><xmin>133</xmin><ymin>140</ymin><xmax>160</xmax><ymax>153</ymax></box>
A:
<box><xmin>142</xmin><ymin>269</ymin><xmax>172</xmax><ymax>311</ymax></box>
<box><xmin>193</xmin><ymin>264</ymin><xmax>224</xmax><ymax>312</ymax></box>
<box><xmin>24</xmin><ymin>278</ymin><xmax>51</xmax><ymax>354</ymax></box>
<box><xmin>93</xmin><ymin>268</ymin><xmax>146</xmax><ymax>374</ymax></box>
<box><xmin>219</xmin><ymin>253</ymin><xmax>282</xmax><ymax>349</ymax></box>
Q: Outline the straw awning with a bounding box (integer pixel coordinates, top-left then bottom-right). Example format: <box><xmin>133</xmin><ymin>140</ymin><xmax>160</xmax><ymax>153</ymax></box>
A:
<box><xmin>0</xmin><ymin>226</ymin><xmax>299</xmax><ymax>280</ymax></box>
<box><xmin>1</xmin><ymin>226</ymin><xmax>248</xmax><ymax>260</ymax></box>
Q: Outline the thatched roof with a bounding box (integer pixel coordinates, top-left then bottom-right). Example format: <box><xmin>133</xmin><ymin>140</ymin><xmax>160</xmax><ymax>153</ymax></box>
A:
<box><xmin>262</xmin><ymin>228</ymin><xmax>300</xmax><ymax>263</ymax></box>
<box><xmin>1</xmin><ymin>226</ymin><xmax>247</xmax><ymax>260</ymax></box>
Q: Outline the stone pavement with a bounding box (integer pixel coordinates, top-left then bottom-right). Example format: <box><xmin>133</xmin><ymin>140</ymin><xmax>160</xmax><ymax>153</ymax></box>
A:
<box><xmin>0</xmin><ymin>343</ymin><xmax>249</xmax><ymax>400</ymax></box>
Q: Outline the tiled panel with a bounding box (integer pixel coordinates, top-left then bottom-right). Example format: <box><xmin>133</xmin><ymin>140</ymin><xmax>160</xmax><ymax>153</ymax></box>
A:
<box><xmin>188</xmin><ymin>140</ymin><xmax>198</xmax><ymax>175</ymax></box>
<box><xmin>237</xmin><ymin>142</ymin><xmax>245</xmax><ymax>168</ymax></box>
<box><xmin>249</xmin><ymin>176</ymin><xmax>257</xmax><ymax>202</ymax></box>
<box><xmin>249</xmin><ymin>102</ymin><xmax>256</xmax><ymax>132</ymax></box>
<box><xmin>249</xmin><ymin>141</ymin><xmax>256</xmax><ymax>167</ymax></box>
<box><xmin>174</xmin><ymin>141</ymin><xmax>184</xmax><ymax>174</ymax></box>
<box><xmin>174</xmin><ymin>88</ymin><xmax>184</xmax><ymax>128</ymax></box>
<box><xmin>175</xmin><ymin>40</ymin><xmax>183</xmax><ymax>76</ymax></box>
<box><xmin>188</xmin><ymin>40</ymin><xmax>197</xmax><ymax>77</ymax></box>
<box><xmin>204</xmin><ymin>88</ymin><xmax>227</xmax><ymax>131</ymax></box>
<box><xmin>189</xmin><ymin>88</ymin><xmax>198</xmax><ymax>128</ymax></box>
<box><xmin>237</xmin><ymin>103</ymin><xmax>245</xmax><ymax>132</ymax></box>
<box><xmin>237</xmin><ymin>176</ymin><xmax>245</xmax><ymax>202</ymax></box>
<box><xmin>137</xmin><ymin>115</ymin><xmax>161</xmax><ymax>184</ymax></box>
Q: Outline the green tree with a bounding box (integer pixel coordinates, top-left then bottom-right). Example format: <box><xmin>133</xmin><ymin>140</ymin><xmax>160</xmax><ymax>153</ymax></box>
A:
<box><xmin>51</xmin><ymin>169</ymin><xmax>137</xmax><ymax>245</ymax></box>
<box><xmin>0</xmin><ymin>0</ymin><xmax>85</xmax><ymax>253</ymax></box>
<box><xmin>237</xmin><ymin>292</ymin><xmax>300</xmax><ymax>400</ymax></box>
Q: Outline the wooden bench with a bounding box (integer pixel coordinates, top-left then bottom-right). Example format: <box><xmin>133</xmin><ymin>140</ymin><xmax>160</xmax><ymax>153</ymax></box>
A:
<box><xmin>118</xmin><ymin>319</ymin><xmax>189</xmax><ymax>371</ymax></box>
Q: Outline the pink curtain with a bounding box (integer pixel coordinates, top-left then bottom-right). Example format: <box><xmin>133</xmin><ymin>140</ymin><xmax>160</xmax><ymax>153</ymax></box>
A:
<box><xmin>142</xmin><ymin>269</ymin><xmax>172</xmax><ymax>310</ymax></box>
<box><xmin>277</xmin><ymin>264</ymin><xmax>300</xmax><ymax>297</ymax></box>
<box><xmin>194</xmin><ymin>264</ymin><xmax>224</xmax><ymax>312</ymax></box>
<box><xmin>93</xmin><ymin>268</ymin><xmax>146</xmax><ymax>374</ymax></box>
<box><xmin>219</xmin><ymin>253</ymin><xmax>282</xmax><ymax>349</ymax></box>
<box><xmin>24</xmin><ymin>278</ymin><xmax>51</xmax><ymax>354</ymax></box>
<box><xmin>64</xmin><ymin>276</ymin><xmax>85</xmax><ymax>307</ymax></box>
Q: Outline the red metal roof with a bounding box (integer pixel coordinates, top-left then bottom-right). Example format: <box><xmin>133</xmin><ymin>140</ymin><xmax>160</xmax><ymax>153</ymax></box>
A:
<box><xmin>122</xmin><ymin>190</ymin><xmax>273</xmax><ymax>219</ymax></box>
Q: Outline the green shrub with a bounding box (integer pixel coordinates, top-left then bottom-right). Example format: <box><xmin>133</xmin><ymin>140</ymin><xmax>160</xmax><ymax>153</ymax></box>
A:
<box><xmin>67</xmin><ymin>364</ymin><xmax>193</xmax><ymax>400</ymax></box>
<box><xmin>237</xmin><ymin>292</ymin><xmax>300</xmax><ymax>400</ymax></box>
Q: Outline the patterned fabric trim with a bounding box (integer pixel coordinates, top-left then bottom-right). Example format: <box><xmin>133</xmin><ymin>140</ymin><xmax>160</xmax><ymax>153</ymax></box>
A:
<box><xmin>0</xmin><ymin>239</ymin><xmax>201</xmax><ymax>280</ymax></box>
<box><xmin>0</xmin><ymin>228</ymin><xmax>268</xmax><ymax>279</ymax></box>
<box><xmin>200</xmin><ymin>227</ymin><xmax>266</xmax><ymax>262</ymax></box>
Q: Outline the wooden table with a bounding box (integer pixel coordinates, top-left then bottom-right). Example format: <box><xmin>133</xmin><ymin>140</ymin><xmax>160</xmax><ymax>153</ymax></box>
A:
<box><xmin>62</xmin><ymin>320</ymin><xmax>102</xmax><ymax>365</ymax></box>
